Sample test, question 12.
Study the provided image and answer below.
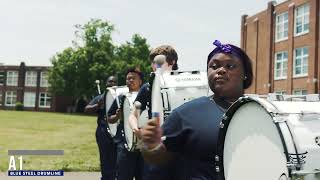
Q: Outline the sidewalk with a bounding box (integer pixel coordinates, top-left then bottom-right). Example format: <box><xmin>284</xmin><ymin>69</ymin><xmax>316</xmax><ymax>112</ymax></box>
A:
<box><xmin>0</xmin><ymin>172</ymin><xmax>100</xmax><ymax>180</ymax></box>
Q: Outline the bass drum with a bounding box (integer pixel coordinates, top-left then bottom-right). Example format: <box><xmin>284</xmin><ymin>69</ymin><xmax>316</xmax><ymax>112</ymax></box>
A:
<box><xmin>105</xmin><ymin>86</ymin><xmax>128</xmax><ymax>137</ymax></box>
<box><xmin>215</xmin><ymin>96</ymin><xmax>320</xmax><ymax>180</ymax></box>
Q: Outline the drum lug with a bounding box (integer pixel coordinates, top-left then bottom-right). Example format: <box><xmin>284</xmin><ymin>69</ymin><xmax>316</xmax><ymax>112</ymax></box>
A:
<box><xmin>219</xmin><ymin>122</ymin><xmax>224</xmax><ymax>129</ymax></box>
<box><xmin>215</xmin><ymin>155</ymin><xmax>220</xmax><ymax>162</ymax></box>
<box><xmin>215</xmin><ymin>166</ymin><xmax>220</xmax><ymax>173</ymax></box>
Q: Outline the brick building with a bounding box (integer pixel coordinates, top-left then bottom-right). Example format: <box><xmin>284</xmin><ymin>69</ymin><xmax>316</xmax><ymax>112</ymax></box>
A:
<box><xmin>241</xmin><ymin>0</ymin><xmax>319</xmax><ymax>95</ymax></box>
<box><xmin>0</xmin><ymin>62</ymin><xmax>72</xmax><ymax>112</ymax></box>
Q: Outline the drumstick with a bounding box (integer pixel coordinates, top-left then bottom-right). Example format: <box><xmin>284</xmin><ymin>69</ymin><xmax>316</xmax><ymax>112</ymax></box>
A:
<box><xmin>134</xmin><ymin>101</ymin><xmax>141</xmax><ymax>128</ymax></box>
<box><xmin>95</xmin><ymin>80</ymin><xmax>101</xmax><ymax>95</ymax></box>
<box><xmin>151</xmin><ymin>55</ymin><xmax>165</xmax><ymax>124</ymax></box>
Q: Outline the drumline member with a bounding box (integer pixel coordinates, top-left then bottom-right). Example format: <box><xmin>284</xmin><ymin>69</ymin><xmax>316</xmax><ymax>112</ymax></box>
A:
<box><xmin>140</xmin><ymin>40</ymin><xmax>253</xmax><ymax>180</ymax></box>
<box><xmin>84</xmin><ymin>76</ymin><xmax>118</xmax><ymax>180</ymax></box>
<box><xmin>107</xmin><ymin>68</ymin><xmax>144</xmax><ymax>180</ymax></box>
<box><xmin>128</xmin><ymin>45</ymin><xmax>179</xmax><ymax>180</ymax></box>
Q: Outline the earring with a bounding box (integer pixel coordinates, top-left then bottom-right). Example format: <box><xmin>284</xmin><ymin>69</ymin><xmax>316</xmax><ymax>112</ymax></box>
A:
<box><xmin>244</xmin><ymin>76</ymin><xmax>247</xmax><ymax>80</ymax></box>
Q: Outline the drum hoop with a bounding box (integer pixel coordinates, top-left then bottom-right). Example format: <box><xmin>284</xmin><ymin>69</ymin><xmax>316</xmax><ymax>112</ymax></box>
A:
<box><xmin>215</xmin><ymin>96</ymin><xmax>294</xmax><ymax>179</ymax></box>
<box><xmin>103</xmin><ymin>91</ymin><xmax>117</xmax><ymax>138</ymax></box>
<box><xmin>121</xmin><ymin>95</ymin><xmax>138</xmax><ymax>151</ymax></box>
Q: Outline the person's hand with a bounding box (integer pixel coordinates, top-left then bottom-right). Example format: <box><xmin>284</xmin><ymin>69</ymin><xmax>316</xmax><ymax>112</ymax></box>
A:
<box><xmin>141</xmin><ymin>117</ymin><xmax>162</xmax><ymax>150</ymax></box>
<box><xmin>115</xmin><ymin>108</ymin><xmax>121</xmax><ymax>119</ymax></box>
<box><xmin>133</xmin><ymin>128</ymin><xmax>142</xmax><ymax>139</ymax></box>
<box><xmin>96</xmin><ymin>98</ymin><xmax>103</xmax><ymax>108</ymax></box>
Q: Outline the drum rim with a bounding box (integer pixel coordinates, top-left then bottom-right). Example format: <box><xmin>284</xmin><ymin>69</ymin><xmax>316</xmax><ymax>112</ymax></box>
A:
<box><xmin>121</xmin><ymin>95</ymin><xmax>139</xmax><ymax>151</ymax></box>
<box><xmin>215</xmin><ymin>96</ymin><xmax>292</xmax><ymax>179</ymax></box>
<box><xmin>104</xmin><ymin>88</ymin><xmax>127</xmax><ymax>138</ymax></box>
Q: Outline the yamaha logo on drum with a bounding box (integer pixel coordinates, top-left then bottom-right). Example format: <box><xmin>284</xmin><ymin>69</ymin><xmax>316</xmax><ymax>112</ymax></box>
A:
<box><xmin>175</xmin><ymin>77</ymin><xmax>201</xmax><ymax>82</ymax></box>
<box><xmin>316</xmin><ymin>136</ymin><xmax>320</xmax><ymax>147</ymax></box>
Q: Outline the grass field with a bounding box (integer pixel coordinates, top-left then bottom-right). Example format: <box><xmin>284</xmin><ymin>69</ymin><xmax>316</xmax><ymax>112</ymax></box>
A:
<box><xmin>0</xmin><ymin>110</ymin><xmax>100</xmax><ymax>172</ymax></box>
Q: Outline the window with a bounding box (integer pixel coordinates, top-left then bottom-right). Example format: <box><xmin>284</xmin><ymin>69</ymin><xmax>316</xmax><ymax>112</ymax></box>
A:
<box><xmin>0</xmin><ymin>71</ymin><xmax>5</xmax><ymax>85</ymax></box>
<box><xmin>0</xmin><ymin>91</ymin><xmax>2</xmax><ymax>106</ymax></box>
<box><xmin>275</xmin><ymin>12</ymin><xmax>288</xmax><ymax>41</ymax></box>
<box><xmin>294</xmin><ymin>47</ymin><xmax>308</xmax><ymax>77</ymax></box>
<box><xmin>25</xmin><ymin>71</ymin><xmax>37</xmax><ymax>87</ymax></box>
<box><xmin>274</xmin><ymin>91</ymin><xmax>286</xmax><ymax>95</ymax></box>
<box><xmin>40</xmin><ymin>72</ymin><xmax>49</xmax><ymax>87</ymax></box>
<box><xmin>274</xmin><ymin>51</ymin><xmax>288</xmax><ymax>80</ymax></box>
<box><xmin>295</xmin><ymin>3</ymin><xmax>309</xmax><ymax>35</ymax></box>
<box><xmin>39</xmin><ymin>92</ymin><xmax>51</xmax><ymax>108</ymax></box>
<box><xmin>24</xmin><ymin>92</ymin><xmax>36</xmax><ymax>107</ymax></box>
<box><xmin>5</xmin><ymin>91</ymin><xmax>17</xmax><ymax>106</ymax></box>
<box><xmin>293</xmin><ymin>89</ymin><xmax>308</xmax><ymax>95</ymax></box>
<box><xmin>6</xmin><ymin>71</ymin><xmax>18</xmax><ymax>86</ymax></box>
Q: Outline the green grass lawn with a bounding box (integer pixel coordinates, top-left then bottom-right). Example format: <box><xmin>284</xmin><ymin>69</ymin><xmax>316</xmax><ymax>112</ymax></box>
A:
<box><xmin>0</xmin><ymin>110</ymin><xmax>100</xmax><ymax>172</ymax></box>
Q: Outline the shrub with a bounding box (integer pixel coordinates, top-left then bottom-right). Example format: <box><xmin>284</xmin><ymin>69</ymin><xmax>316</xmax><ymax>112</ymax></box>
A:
<box><xmin>15</xmin><ymin>102</ymin><xmax>24</xmax><ymax>111</ymax></box>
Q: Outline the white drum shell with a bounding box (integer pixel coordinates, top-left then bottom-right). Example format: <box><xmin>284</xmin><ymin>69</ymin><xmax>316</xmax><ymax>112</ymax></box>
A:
<box><xmin>150</xmin><ymin>71</ymin><xmax>209</xmax><ymax>124</ymax></box>
<box><xmin>122</xmin><ymin>92</ymin><xmax>138</xmax><ymax>151</ymax></box>
<box><xmin>105</xmin><ymin>86</ymin><xmax>129</xmax><ymax>137</ymax></box>
<box><xmin>221</xmin><ymin>97</ymin><xmax>320</xmax><ymax>180</ymax></box>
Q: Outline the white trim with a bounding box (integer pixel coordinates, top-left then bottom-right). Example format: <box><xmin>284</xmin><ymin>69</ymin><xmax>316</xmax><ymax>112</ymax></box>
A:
<box><xmin>39</xmin><ymin>92</ymin><xmax>51</xmax><ymax>108</ymax></box>
<box><xmin>5</xmin><ymin>91</ymin><xmax>17</xmax><ymax>106</ymax></box>
<box><xmin>294</xmin><ymin>3</ymin><xmax>310</xmax><ymax>36</ymax></box>
<box><xmin>6</xmin><ymin>71</ymin><xmax>18</xmax><ymax>86</ymax></box>
<box><xmin>274</xmin><ymin>51</ymin><xmax>288</xmax><ymax>80</ymax></box>
<box><xmin>293</xmin><ymin>47</ymin><xmax>308</xmax><ymax>77</ymax></box>
<box><xmin>275</xmin><ymin>11</ymin><xmax>289</xmax><ymax>42</ymax></box>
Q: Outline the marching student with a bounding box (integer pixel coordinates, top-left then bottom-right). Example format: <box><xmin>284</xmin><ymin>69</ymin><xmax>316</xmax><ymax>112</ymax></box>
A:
<box><xmin>140</xmin><ymin>40</ymin><xmax>253</xmax><ymax>180</ymax></box>
<box><xmin>84</xmin><ymin>76</ymin><xmax>117</xmax><ymax>180</ymax></box>
<box><xmin>108</xmin><ymin>68</ymin><xmax>144</xmax><ymax>180</ymax></box>
<box><xmin>128</xmin><ymin>45</ymin><xmax>179</xmax><ymax>180</ymax></box>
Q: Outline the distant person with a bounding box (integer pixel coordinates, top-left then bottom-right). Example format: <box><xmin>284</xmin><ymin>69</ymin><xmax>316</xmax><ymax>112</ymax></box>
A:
<box><xmin>108</xmin><ymin>68</ymin><xmax>144</xmax><ymax>180</ymax></box>
<box><xmin>128</xmin><ymin>45</ymin><xmax>179</xmax><ymax>180</ymax></box>
<box><xmin>84</xmin><ymin>75</ymin><xmax>118</xmax><ymax>180</ymax></box>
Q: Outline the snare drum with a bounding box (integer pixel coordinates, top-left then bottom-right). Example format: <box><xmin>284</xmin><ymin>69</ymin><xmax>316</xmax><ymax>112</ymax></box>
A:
<box><xmin>122</xmin><ymin>92</ymin><xmax>139</xmax><ymax>151</ymax></box>
<box><xmin>139</xmin><ymin>70</ymin><xmax>209</xmax><ymax>125</ymax></box>
<box><xmin>215</xmin><ymin>96</ymin><xmax>320</xmax><ymax>180</ymax></box>
<box><xmin>105</xmin><ymin>86</ymin><xmax>129</xmax><ymax>137</ymax></box>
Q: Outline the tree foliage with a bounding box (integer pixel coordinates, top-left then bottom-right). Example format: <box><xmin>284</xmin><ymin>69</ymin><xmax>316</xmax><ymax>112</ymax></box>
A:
<box><xmin>48</xmin><ymin>19</ymin><xmax>151</xmax><ymax>103</ymax></box>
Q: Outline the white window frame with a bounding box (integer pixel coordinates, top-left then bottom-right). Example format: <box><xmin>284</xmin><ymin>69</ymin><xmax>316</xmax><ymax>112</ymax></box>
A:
<box><xmin>25</xmin><ymin>71</ymin><xmax>37</xmax><ymax>87</ymax></box>
<box><xmin>5</xmin><ymin>91</ymin><xmax>17</xmax><ymax>106</ymax></box>
<box><xmin>39</xmin><ymin>92</ymin><xmax>51</xmax><ymax>108</ymax></box>
<box><xmin>293</xmin><ymin>47</ymin><xmax>308</xmax><ymax>77</ymax></box>
<box><xmin>275</xmin><ymin>11</ymin><xmax>289</xmax><ymax>42</ymax></box>
<box><xmin>0</xmin><ymin>91</ymin><xmax>2</xmax><ymax>106</ymax></box>
<box><xmin>293</xmin><ymin>89</ymin><xmax>308</xmax><ymax>95</ymax></box>
<box><xmin>274</xmin><ymin>90</ymin><xmax>287</xmax><ymax>95</ymax></box>
<box><xmin>40</xmin><ymin>72</ymin><xmax>49</xmax><ymax>87</ymax></box>
<box><xmin>294</xmin><ymin>3</ymin><xmax>310</xmax><ymax>36</ymax></box>
<box><xmin>274</xmin><ymin>51</ymin><xmax>288</xmax><ymax>80</ymax></box>
<box><xmin>6</xmin><ymin>71</ymin><xmax>18</xmax><ymax>86</ymax></box>
<box><xmin>23</xmin><ymin>92</ymin><xmax>36</xmax><ymax>107</ymax></box>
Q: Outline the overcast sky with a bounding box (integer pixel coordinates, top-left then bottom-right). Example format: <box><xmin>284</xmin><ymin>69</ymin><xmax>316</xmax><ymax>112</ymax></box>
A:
<box><xmin>0</xmin><ymin>0</ymin><xmax>285</xmax><ymax>71</ymax></box>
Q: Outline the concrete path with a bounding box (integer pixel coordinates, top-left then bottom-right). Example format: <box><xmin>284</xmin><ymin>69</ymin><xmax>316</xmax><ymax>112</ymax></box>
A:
<box><xmin>0</xmin><ymin>172</ymin><xmax>100</xmax><ymax>180</ymax></box>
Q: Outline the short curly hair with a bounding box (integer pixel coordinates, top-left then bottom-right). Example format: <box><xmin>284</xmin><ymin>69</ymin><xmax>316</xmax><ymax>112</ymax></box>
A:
<box><xmin>149</xmin><ymin>45</ymin><xmax>179</xmax><ymax>70</ymax></box>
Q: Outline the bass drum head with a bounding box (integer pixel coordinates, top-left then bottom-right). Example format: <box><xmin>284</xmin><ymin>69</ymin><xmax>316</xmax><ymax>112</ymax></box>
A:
<box><xmin>220</xmin><ymin>100</ymin><xmax>289</xmax><ymax>180</ymax></box>
<box><xmin>122</xmin><ymin>97</ymin><xmax>134</xmax><ymax>150</ymax></box>
<box><xmin>105</xmin><ymin>89</ymin><xmax>118</xmax><ymax>137</ymax></box>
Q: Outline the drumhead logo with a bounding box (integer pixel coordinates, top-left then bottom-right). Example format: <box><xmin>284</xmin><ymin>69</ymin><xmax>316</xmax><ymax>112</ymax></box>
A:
<box><xmin>175</xmin><ymin>77</ymin><xmax>201</xmax><ymax>82</ymax></box>
<box><xmin>315</xmin><ymin>136</ymin><xmax>320</xmax><ymax>147</ymax></box>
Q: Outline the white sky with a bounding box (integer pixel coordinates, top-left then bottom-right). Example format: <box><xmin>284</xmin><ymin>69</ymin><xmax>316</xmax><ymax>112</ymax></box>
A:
<box><xmin>0</xmin><ymin>0</ymin><xmax>286</xmax><ymax>71</ymax></box>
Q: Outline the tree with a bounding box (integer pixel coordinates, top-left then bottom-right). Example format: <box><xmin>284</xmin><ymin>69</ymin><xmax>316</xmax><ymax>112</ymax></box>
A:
<box><xmin>48</xmin><ymin>19</ymin><xmax>151</xmax><ymax>111</ymax></box>
<box><xmin>114</xmin><ymin>34</ymin><xmax>151</xmax><ymax>84</ymax></box>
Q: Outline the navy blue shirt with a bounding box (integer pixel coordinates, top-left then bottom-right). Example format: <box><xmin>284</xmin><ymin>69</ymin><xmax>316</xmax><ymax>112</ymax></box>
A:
<box><xmin>135</xmin><ymin>83</ymin><xmax>152</xmax><ymax>118</ymax></box>
<box><xmin>88</xmin><ymin>93</ymin><xmax>106</xmax><ymax>126</ymax></box>
<box><xmin>162</xmin><ymin>96</ymin><xmax>225</xmax><ymax>180</ymax></box>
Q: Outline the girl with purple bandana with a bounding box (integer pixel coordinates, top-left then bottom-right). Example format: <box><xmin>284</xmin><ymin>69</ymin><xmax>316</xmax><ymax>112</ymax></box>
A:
<box><xmin>140</xmin><ymin>40</ymin><xmax>253</xmax><ymax>180</ymax></box>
